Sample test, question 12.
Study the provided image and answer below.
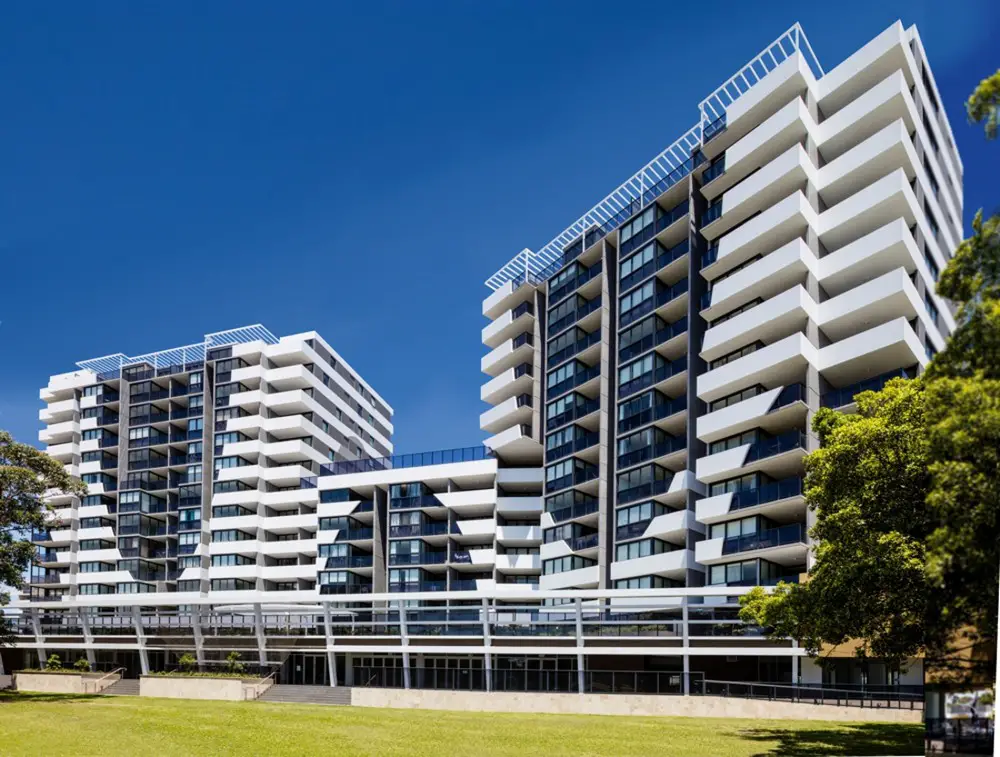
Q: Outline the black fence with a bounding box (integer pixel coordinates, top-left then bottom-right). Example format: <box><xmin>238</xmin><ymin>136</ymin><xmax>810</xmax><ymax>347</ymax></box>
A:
<box><xmin>698</xmin><ymin>679</ymin><xmax>924</xmax><ymax>710</ymax></box>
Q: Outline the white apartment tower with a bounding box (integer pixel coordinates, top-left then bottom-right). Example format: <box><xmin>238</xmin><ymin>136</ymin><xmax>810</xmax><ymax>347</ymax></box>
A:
<box><xmin>482</xmin><ymin>20</ymin><xmax>960</xmax><ymax>593</ymax></box>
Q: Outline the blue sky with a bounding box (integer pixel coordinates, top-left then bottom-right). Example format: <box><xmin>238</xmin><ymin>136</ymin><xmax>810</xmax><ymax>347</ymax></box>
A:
<box><xmin>1</xmin><ymin>0</ymin><xmax>997</xmax><ymax>453</ymax></box>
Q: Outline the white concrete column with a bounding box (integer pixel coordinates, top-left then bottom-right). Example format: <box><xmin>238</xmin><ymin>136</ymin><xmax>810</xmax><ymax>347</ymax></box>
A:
<box><xmin>252</xmin><ymin>603</ymin><xmax>267</xmax><ymax>668</ymax></box>
<box><xmin>191</xmin><ymin>609</ymin><xmax>206</xmax><ymax>668</ymax></box>
<box><xmin>791</xmin><ymin>639</ymin><xmax>799</xmax><ymax>684</ymax></box>
<box><xmin>29</xmin><ymin>609</ymin><xmax>47</xmax><ymax>666</ymax></box>
<box><xmin>574</xmin><ymin>598</ymin><xmax>584</xmax><ymax>694</ymax></box>
<box><xmin>681</xmin><ymin>599</ymin><xmax>690</xmax><ymax>695</ymax></box>
<box><xmin>322</xmin><ymin>603</ymin><xmax>337</xmax><ymax>687</ymax></box>
<box><xmin>77</xmin><ymin>608</ymin><xmax>97</xmax><ymax>669</ymax></box>
<box><xmin>132</xmin><ymin>607</ymin><xmax>149</xmax><ymax>675</ymax></box>
<box><xmin>397</xmin><ymin>599</ymin><xmax>411</xmax><ymax>689</ymax></box>
<box><xmin>481</xmin><ymin>597</ymin><xmax>492</xmax><ymax>692</ymax></box>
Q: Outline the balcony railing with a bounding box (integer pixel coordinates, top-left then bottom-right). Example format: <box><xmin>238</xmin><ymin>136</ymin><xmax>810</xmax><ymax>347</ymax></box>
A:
<box><xmin>548</xmin><ymin>262</ymin><xmax>602</xmax><ymax>305</ymax></box>
<box><xmin>619</xmin><ymin>201</ymin><xmax>690</xmax><ymax>257</ymax></box>
<box><xmin>618</xmin><ymin>356</ymin><xmax>687</xmax><ymax>399</ymax></box>
<box><xmin>701</xmin><ymin>200</ymin><xmax>723</xmax><ymax>227</ymax></box>
<box><xmin>566</xmin><ymin>533</ymin><xmax>599</xmax><ymax>552</ymax></box>
<box><xmin>618</xmin><ymin>394</ymin><xmax>687</xmax><ymax>435</ymax></box>
<box><xmin>744</xmin><ymin>430</ymin><xmax>807</xmax><ymax>463</ymax></box>
<box><xmin>820</xmin><ymin>367</ymin><xmax>918</xmax><ymax>409</ymax></box>
<box><xmin>547</xmin><ymin>329</ymin><xmax>601</xmax><ymax>369</ymax></box>
<box><xmin>702</xmin><ymin>156</ymin><xmax>726</xmax><ymax>184</ymax></box>
<box><xmin>616</xmin><ymin>435</ymin><xmax>686</xmax><ymax>470</ymax></box>
<box><xmin>320</xmin><ymin>446</ymin><xmax>492</xmax><ymax>476</ymax></box>
<box><xmin>388</xmin><ymin>552</ymin><xmax>447</xmax><ymax>566</ymax></box>
<box><xmin>546</xmin><ymin>497</ymin><xmax>599</xmax><ymax>524</ymax></box>
<box><xmin>727</xmin><ymin>476</ymin><xmax>804</xmax><ymax>512</ymax></box>
<box><xmin>721</xmin><ymin>523</ymin><xmax>806</xmax><ymax>555</ymax></box>
<box><xmin>618</xmin><ymin>316</ymin><xmax>688</xmax><ymax>362</ymax></box>
<box><xmin>617</xmin><ymin>476</ymin><xmax>670</xmax><ymax>505</ymax></box>
<box><xmin>703</xmin><ymin>113</ymin><xmax>727</xmax><ymax>143</ymax></box>
<box><xmin>548</xmin><ymin>297</ymin><xmax>602</xmax><ymax>336</ymax></box>
<box><xmin>620</xmin><ymin>278</ymin><xmax>689</xmax><ymax>328</ymax></box>
<box><xmin>547</xmin><ymin>363</ymin><xmax>600</xmax><ymax>400</ymax></box>
<box><xmin>545</xmin><ymin>397</ymin><xmax>600</xmax><ymax>432</ymax></box>
<box><xmin>545</xmin><ymin>430</ymin><xmax>600</xmax><ymax>462</ymax></box>
<box><xmin>545</xmin><ymin>466</ymin><xmax>599</xmax><ymax>494</ymax></box>
<box><xmin>325</xmin><ymin>555</ymin><xmax>374</xmax><ymax>569</ymax></box>
<box><xmin>619</xmin><ymin>239</ymin><xmax>691</xmax><ymax>294</ymax></box>
<box><xmin>388</xmin><ymin>522</ymin><xmax>446</xmax><ymax>538</ymax></box>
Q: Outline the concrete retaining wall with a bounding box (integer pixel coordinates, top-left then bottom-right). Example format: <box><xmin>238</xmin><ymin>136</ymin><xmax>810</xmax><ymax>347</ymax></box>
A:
<box><xmin>140</xmin><ymin>676</ymin><xmax>263</xmax><ymax>701</ymax></box>
<box><xmin>14</xmin><ymin>672</ymin><xmax>88</xmax><ymax>694</ymax></box>
<box><xmin>349</xmin><ymin>688</ymin><xmax>922</xmax><ymax>723</ymax></box>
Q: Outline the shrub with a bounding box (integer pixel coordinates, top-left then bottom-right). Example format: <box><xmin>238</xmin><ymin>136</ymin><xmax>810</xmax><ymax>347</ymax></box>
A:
<box><xmin>44</xmin><ymin>654</ymin><xmax>62</xmax><ymax>671</ymax></box>
<box><xmin>73</xmin><ymin>658</ymin><xmax>91</xmax><ymax>672</ymax></box>
<box><xmin>177</xmin><ymin>653</ymin><xmax>197</xmax><ymax>673</ymax></box>
<box><xmin>224</xmin><ymin>651</ymin><xmax>245</xmax><ymax>675</ymax></box>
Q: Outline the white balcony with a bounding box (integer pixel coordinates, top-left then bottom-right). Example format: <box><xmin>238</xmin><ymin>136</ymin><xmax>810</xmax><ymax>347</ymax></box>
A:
<box><xmin>610</xmin><ymin>548</ymin><xmax>696</xmax><ymax>582</ymax></box>
<box><xmin>435</xmin><ymin>489</ymin><xmax>495</xmax><ymax>517</ymax></box>
<box><xmin>698</xmin><ymin>333</ymin><xmax>813</xmax><ymax>404</ymax></box>
<box><xmin>39</xmin><ymin>398</ymin><xmax>79</xmax><ymax>423</ymax></box>
<box><xmin>479</xmin><ymin>394</ymin><xmax>532</xmax><ymax>434</ymax></box>
<box><xmin>538</xmin><ymin>564</ymin><xmax>599</xmax><ymax>590</ymax></box>
<box><xmin>697</xmin><ymin>385</ymin><xmax>808</xmax><ymax>444</ymax></box>
<box><xmin>260</xmin><ymin>538</ymin><xmax>318</xmax><ymax>557</ymax></box>
<box><xmin>481</xmin><ymin>335</ymin><xmax>535</xmax><ymax>377</ymax></box>
<box><xmin>39</xmin><ymin>420</ymin><xmax>78</xmax><ymax>445</ymax></box>
<box><xmin>696</xmin><ymin>484</ymin><xmax>806</xmax><ymax>526</ymax></box>
<box><xmin>481</xmin><ymin>364</ymin><xmax>534</xmax><ymax>405</ymax></box>
<box><xmin>45</xmin><ymin>441</ymin><xmax>78</xmax><ymax>460</ymax></box>
<box><xmin>482</xmin><ymin>275</ymin><xmax>535</xmax><ymax>320</ymax></box>
<box><xmin>701</xmin><ymin>286</ymin><xmax>813</xmax><ymax>364</ymax></box>
<box><xmin>484</xmin><ymin>424</ymin><xmax>540</xmax><ymax>464</ymax></box>
<box><xmin>695</xmin><ymin>532</ymin><xmax>808</xmax><ymax>567</ymax></box>
<box><xmin>260</xmin><ymin>563</ymin><xmax>317</xmax><ymax>581</ymax></box>
<box><xmin>262</xmin><ymin>488</ymin><xmax>318</xmax><ymax>507</ymax></box>
<box><xmin>818</xmin><ymin>317</ymin><xmax>927</xmax><ymax>387</ymax></box>
<box><xmin>495</xmin><ymin>553</ymin><xmax>541</xmax><ymax>574</ymax></box>
<box><xmin>642</xmin><ymin>509</ymin><xmax>704</xmax><ymax>542</ymax></box>
<box><xmin>702</xmin><ymin>240</ymin><xmax>813</xmax><ymax>322</ymax></box>
<box><xmin>496</xmin><ymin>525</ymin><xmax>542</xmax><ymax>546</ymax></box>
<box><xmin>482</xmin><ymin>303</ymin><xmax>536</xmax><ymax>349</ymax></box>
<box><xmin>260</xmin><ymin>513</ymin><xmax>317</xmax><ymax>533</ymax></box>
<box><xmin>451</xmin><ymin>518</ymin><xmax>496</xmax><ymax>540</ymax></box>
<box><xmin>496</xmin><ymin>495</ymin><xmax>542</xmax><ymax>515</ymax></box>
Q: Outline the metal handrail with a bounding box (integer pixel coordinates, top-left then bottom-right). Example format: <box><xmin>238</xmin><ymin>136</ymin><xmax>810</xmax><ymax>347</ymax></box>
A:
<box><xmin>85</xmin><ymin>666</ymin><xmax>126</xmax><ymax>693</ymax></box>
<box><xmin>245</xmin><ymin>669</ymin><xmax>278</xmax><ymax>700</ymax></box>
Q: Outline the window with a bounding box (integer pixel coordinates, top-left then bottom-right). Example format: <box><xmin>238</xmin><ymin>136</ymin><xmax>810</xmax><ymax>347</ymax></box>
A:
<box><xmin>188</xmin><ymin>394</ymin><xmax>204</xmax><ymax>411</ymax></box>
<box><xmin>545</xmin><ymin>425</ymin><xmax>579</xmax><ymax>452</ymax></box>
<box><xmin>619</xmin><ymin>281</ymin><xmax>654</xmax><ymax>321</ymax></box>
<box><xmin>709</xmin><ymin>560</ymin><xmax>758</xmax><ymax>585</ymax></box>
<box><xmin>615</xmin><ymin>576</ymin><xmax>675</xmax><ymax>589</ymax></box>
<box><xmin>709</xmin><ymin>516</ymin><xmax>758</xmax><ymax>541</ymax></box>
<box><xmin>619</xmin><ymin>206</ymin><xmax>655</xmax><ymax>246</ymax></box>
<box><xmin>212</xmin><ymin>530</ymin><xmax>254</xmax><ymax>542</ymax></box>
<box><xmin>708</xmin><ymin>385</ymin><xmax>764</xmax><ymax>413</ymax></box>
<box><xmin>212</xmin><ymin>554</ymin><xmax>254</xmax><ymax>566</ymax></box>
<box><xmin>709</xmin><ymin>298</ymin><xmax>762</xmax><ymax>328</ymax></box>
<box><xmin>82</xmin><ymin>385</ymin><xmax>102</xmax><ymax>397</ymax></box>
<box><xmin>615</xmin><ymin>501</ymin><xmax>665</xmax><ymax>527</ymax></box>
<box><xmin>547</xmin><ymin>361</ymin><xmax>578</xmax><ymax>391</ymax></box>
<box><xmin>179</xmin><ymin>532</ymin><xmax>200</xmax><ymax>546</ymax></box>
<box><xmin>542</xmin><ymin>555</ymin><xmax>595</xmax><ymax>575</ymax></box>
<box><xmin>178</xmin><ymin>556</ymin><xmax>200</xmax><ymax>569</ymax></box>
<box><xmin>709</xmin><ymin>473</ymin><xmax>760</xmax><ymax>498</ymax></box>
<box><xmin>190</xmin><ymin>371</ymin><xmax>203</xmax><ymax>388</ymax></box>
<box><xmin>211</xmin><ymin>579</ymin><xmax>255</xmax><ymax>591</ymax></box>
<box><xmin>187</xmin><ymin>418</ymin><xmax>203</xmax><ymax>433</ymax></box>
<box><xmin>709</xmin><ymin>342</ymin><xmax>763</xmax><ymax>370</ymax></box>
<box><xmin>616</xmin><ymin>538</ymin><xmax>668</xmax><ymax>561</ymax></box>
<box><xmin>619</xmin><ymin>242</ymin><xmax>656</xmax><ymax>285</ymax></box>
<box><xmin>708</xmin><ymin>430</ymin><xmax>757</xmax><ymax>456</ymax></box>
<box><xmin>547</xmin><ymin>326</ymin><xmax>582</xmax><ymax>356</ymax></box>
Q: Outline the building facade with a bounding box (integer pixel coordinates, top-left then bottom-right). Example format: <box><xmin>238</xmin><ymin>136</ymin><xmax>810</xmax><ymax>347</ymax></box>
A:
<box><xmin>6</xmin><ymin>20</ymin><xmax>957</xmax><ymax>696</ymax></box>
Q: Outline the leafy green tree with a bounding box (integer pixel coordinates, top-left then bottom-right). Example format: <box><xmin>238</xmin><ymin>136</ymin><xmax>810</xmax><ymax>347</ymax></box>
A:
<box><xmin>44</xmin><ymin>654</ymin><xmax>62</xmax><ymax>671</ymax></box>
<box><xmin>73</xmin><ymin>658</ymin><xmax>91</xmax><ymax>672</ymax></box>
<box><xmin>967</xmin><ymin>69</ymin><xmax>1000</xmax><ymax>139</ymax></box>
<box><xmin>0</xmin><ymin>429</ymin><xmax>87</xmax><ymax>645</ymax></box>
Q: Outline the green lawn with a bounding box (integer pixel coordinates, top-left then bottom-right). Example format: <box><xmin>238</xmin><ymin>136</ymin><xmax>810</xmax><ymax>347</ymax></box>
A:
<box><xmin>0</xmin><ymin>692</ymin><xmax>921</xmax><ymax>757</ymax></box>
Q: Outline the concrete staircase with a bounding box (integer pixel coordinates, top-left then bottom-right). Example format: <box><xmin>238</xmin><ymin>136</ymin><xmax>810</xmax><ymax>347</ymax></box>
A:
<box><xmin>101</xmin><ymin>678</ymin><xmax>140</xmax><ymax>696</ymax></box>
<box><xmin>257</xmin><ymin>684</ymin><xmax>352</xmax><ymax>706</ymax></box>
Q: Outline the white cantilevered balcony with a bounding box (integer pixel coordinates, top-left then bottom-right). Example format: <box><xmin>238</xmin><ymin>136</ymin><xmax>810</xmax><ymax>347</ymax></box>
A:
<box><xmin>482</xmin><ymin>301</ymin><xmax>536</xmax><ymax>349</ymax></box>
<box><xmin>695</xmin><ymin>524</ymin><xmax>808</xmax><ymax>567</ymax></box>
<box><xmin>39</xmin><ymin>398</ymin><xmax>79</xmax><ymax>424</ymax></box>
<box><xmin>539</xmin><ymin>564</ymin><xmax>599</xmax><ymax>591</ymax></box>
<box><xmin>696</xmin><ymin>477</ymin><xmax>806</xmax><ymax>526</ymax></box>
<box><xmin>479</xmin><ymin>393</ymin><xmax>533</xmax><ymax>434</ymax></box>
<box><xmin>610</xmin><ymin>548</ymin><xmax>697</xmax><ymax>582</ymax></box>
<box><xmin>696</xmin><ymin>430</ymin><xmax>808</xmax><ymax>485</ymax></box>
<box><xmin>698</xmin><ymin>384</ymin><xmax>809</xmax><ymax>444</ymax></box>
<box><xmin>496</xmin><ymin>525</ymin><xmax>542</xmax><ymax>546</ymax></box>
<box><xmin>495</xmin><ymin>553</ymin><xmax>541</xmax><ymax>574</ymax></box>
<box><xmin>39</xmin><ymin>420</ymin><xmax>78</xmax><ymax>445</ymax></box>
<box><xmin>482</xmin><ymin>276</ymin><xmax>536</xmax><ymax>321</ymax></box>
<box><xmin>701</xmin><ymin>286</ymin><xmax>813</xmax><ymax>365</ymax></box>
<box><xmin>495</xmin><ymin>495</ymin><xmax>543</xmax><ymax>516</ymax></box>
<box><xmin>435</xmin><ymin>489</ymin><xmax>495</xmax><ymax>517</ymax></box>
<box><xmin>481</xmin><ymin>363</ymin><xmax>534</xmax><ymax>405</ymax></box>
<box><xmin>481</xmin><ymin>333</ymin><xmax>536</xmax><ymax>377</ymax></box>
<box><xmin>484</xmin><ymin>423</ymin><xmax>540</xmax><ymax>464</ymax></box>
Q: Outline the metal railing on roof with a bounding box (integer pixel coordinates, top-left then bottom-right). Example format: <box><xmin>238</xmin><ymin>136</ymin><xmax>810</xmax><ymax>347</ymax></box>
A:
<box><xmin>76</xmin><ymin>325</ymin><xmax>279</xmax><ymax>378</ymax></box>
<box><xmin>486</xmin><ymin>23</ymin><xmax>824</xmax><ymax>292</ymax></box>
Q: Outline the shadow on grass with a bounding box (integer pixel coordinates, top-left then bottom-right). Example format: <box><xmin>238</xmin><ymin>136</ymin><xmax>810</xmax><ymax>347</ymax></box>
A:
<box><xmin>0</xmin><ymin>690</ymin><xmax>106</xmax><ymax>704</ymax></box>
<box><xmin>739</xmin><ymin>722</ymin><xmax>923</xmax><ymax>757</ymax></box>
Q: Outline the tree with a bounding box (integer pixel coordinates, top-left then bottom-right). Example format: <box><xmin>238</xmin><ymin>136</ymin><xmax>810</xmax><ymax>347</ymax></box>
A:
<box><xmin>967</xmin><ymin>69</ymin><xmax>1000</xmax><ymax>140</ymax></box>
<box><xmin>224</xmin><ymin>651</ymin><xmax>244</xmax><ymax>675</ymax></box>
<box><xmin>0</xmin><ymin>429</ymin><xmax>87</xmax><ymax>645</ymax></box>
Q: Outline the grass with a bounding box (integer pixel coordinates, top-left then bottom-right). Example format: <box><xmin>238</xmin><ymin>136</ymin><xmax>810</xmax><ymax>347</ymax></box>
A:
<box><xmin>0</xmin><ymin>692</ymin><xmax>922</xmax><ymax>757</ymax></box>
